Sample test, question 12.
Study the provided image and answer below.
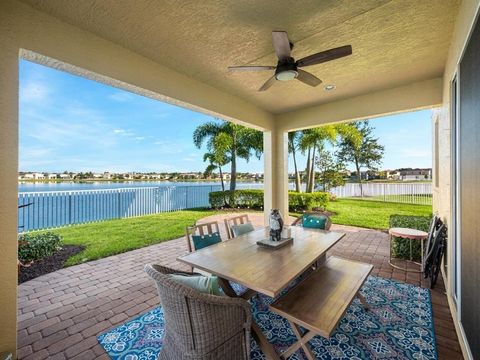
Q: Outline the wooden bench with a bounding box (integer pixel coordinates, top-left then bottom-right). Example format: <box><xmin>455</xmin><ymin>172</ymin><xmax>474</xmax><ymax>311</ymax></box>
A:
<box><xmin>269</xmin><ymin>256</ymin><xmax>373</xmax><ymax>359</ymax></box>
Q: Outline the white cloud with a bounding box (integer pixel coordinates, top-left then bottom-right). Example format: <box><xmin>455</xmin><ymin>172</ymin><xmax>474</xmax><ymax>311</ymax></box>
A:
<box><xmin>113</xmin><ymin>128</ymin><xmax>135</xmax><ymax>137</ymax></box>
<box><xmin>20</xmin><ymin>81</ymin><xmax>51</xmax><ymax>103</ymax></box>
<box><xmin>108</xmin><ymin>92</ymin><xmax>135</xmax><ymax>102</ymax></box>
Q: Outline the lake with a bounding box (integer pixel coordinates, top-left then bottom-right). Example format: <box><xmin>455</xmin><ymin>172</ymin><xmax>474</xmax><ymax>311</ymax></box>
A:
<box><xmin>17</xmin><ymin>181</ymin><xmax>266</xmax><ymax>231</ymax></box>
<box><xmin>18</xmin><ymin>181</ymin><xmax>264</xmax><ymax>193</ymax></box>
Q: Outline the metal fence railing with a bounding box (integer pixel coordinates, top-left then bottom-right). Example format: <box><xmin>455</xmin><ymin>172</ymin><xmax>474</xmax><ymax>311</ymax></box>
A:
<box><xmin>18</xmin><ymin>185</ymin><xmax>222</xmax><ymax>231</ymax></box>
<box><xmin>329</xmin><ymin>182</ymin><xmax>432</xmax><ymax>205</ymax></box>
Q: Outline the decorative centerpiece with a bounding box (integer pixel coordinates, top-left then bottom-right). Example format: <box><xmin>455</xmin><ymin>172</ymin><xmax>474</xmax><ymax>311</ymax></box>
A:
<box><xmin>257</xmin><ymin>209</ymin><xmax>293</xmax><ymax>249</ymax></box>
<box><xmin>269</xmin><ymin>209</ymin><xmax>284</xmax><ymax>242</ymax></box>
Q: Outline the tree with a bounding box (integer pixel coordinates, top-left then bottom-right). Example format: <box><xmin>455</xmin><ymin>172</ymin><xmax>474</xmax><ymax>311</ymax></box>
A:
<box><xmin>193</xmin><ymin>120</ymin><xmax>263</xmax><ymax>191</ymax></box>
<box><xmin>288</xmin><ymin>131</ymin><xmax>302</xmax><ymax>192</ymax></box>
<box><xmin>315</xmin><ymin>147</ymin><xmax>346</xmax><ymax>191</ymax></box>
<box><xmin>299</xmin><ymin>126</ymin><xmax>338</xmax><ymax>192</ymax></box>
<box><xmin>202</xmin><ymin>132</ymin><xmax>230</xmax><ymax>192</ymax></box>
<box><xmin>336</xmin><ymin>120</ymin><xmax>384</xmax><ymax>196</ymax></box>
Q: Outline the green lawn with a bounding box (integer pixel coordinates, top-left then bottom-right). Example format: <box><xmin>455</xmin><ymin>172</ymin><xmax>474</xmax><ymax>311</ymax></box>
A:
<box><xmin>49</xmin><ymin>209</ymin><xmax>219</xmax><ymax>266</ymax></box>
<box><xmin>346</xmin><ymin>194</ymin><xmax>432</xmax><ymax>206</ymax></box>
<box><xmin>326</xmin><ymin>199</ymin><xmax>432</xmax><ymax>230</ymax></box>
<box><xmin>42</xmin><ymin>199</ymin><xmax>430</xmax><ymax>266</ymax></box>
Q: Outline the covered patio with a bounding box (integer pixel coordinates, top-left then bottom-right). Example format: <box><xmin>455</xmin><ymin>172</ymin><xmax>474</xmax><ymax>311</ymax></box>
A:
<box><xmin>2</xmin><ymin>0</ymin><xmax>480</xmax><ymax>359</ymax></box>
<box><xmin>16</xmin><ymin>213</ymin><xmax>460</xmax><ymax>360</ymax></box>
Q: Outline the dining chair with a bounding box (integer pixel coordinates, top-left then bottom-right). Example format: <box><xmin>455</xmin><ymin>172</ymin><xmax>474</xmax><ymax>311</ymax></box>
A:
<box><xmin>145</xmin><ymin>264</ymin><xmax>252</xmax><ymax>360</ymax></box>
<box><xmin>186</xmin><ymin>220</ymin><xmax>251</xmax><ymax>297</ymax></box>
<box><xmin>185</xmin><ymin>221</ymin><xmax>222</xmax><ymax>253</ymax></box>
<box><xmin>292</xmin><ymin>211</ymin><xmax>332</xmax><ymax>230</ymax></box>
<box><xmin>224</xmin><ymin>214</ymin><xmax>254</xmax><ymax>239</ymax></box>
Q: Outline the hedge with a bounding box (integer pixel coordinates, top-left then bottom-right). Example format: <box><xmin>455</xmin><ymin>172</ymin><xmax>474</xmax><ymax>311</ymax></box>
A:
<box><xmin>18</xmin><ymin>232</ymin><xmax>62</xmax><ymax>263</ymax></box>
<box><xmin>389</xmin><ymin>214</ymin><xmax>432</xmax><ymax>261</ymax></box>
<box><xmin>208</xmin><ymin>189</ymin><xmax>329</xmax><ymax>211</ymax></box>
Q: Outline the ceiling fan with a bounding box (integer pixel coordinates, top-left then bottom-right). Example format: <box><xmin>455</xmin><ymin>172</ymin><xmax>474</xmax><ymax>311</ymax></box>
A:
<box><xmin>228</xmin><ymin>31</ymin><xmax>352</xmax><ymax>91</ymax></box>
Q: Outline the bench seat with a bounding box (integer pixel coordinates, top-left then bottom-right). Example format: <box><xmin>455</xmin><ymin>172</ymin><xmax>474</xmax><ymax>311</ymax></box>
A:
<box><xmin>269</xmin><ymin>256</ymin><xmax>372</xmax><ymax>359</ymax></box>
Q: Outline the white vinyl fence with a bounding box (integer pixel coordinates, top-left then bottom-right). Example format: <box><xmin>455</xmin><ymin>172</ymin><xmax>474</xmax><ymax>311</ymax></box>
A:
<box><xmin>329</xmin><ymin>182</ymin><xmax>432</xmax><ymax>205</ymax></box>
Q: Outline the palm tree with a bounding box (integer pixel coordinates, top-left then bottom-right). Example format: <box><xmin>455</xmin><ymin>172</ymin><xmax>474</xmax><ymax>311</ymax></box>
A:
<box><xmin>299</xmin><ymin>126</ymin><xmax>337</xmax><ymax>192</ymax></box>
<box><xmin>193</xmin><ymin>120</ymin><xmax>263</xmax><ymax>191</ymax></box>
<box><xmin>203</xmin><ymin>152</ymin><xmax>228</xmax><ymax>192</ymax></box>
<box><xmin>288</xmin><ymin>131</ymin><xmax>302</xmax><ymax>192</ymax></box>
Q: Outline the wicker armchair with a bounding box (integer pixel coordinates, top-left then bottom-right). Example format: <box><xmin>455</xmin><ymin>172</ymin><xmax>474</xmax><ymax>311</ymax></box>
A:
<box><xmin>145</xmin><ymin>264</ymin><xmax>252</xmax><ymax>360</ymax></box>
<box><xmin>292</xmin><ymin>211</ymin><xmax>332</xmax><ymax>230</ymax></box>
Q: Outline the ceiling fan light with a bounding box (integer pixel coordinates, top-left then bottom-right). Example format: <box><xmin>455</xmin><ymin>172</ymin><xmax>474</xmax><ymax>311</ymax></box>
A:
<box><xmin>275</xmin><ymin>70</ymin><xmax>298</xmax><ymax>81</ymax></box>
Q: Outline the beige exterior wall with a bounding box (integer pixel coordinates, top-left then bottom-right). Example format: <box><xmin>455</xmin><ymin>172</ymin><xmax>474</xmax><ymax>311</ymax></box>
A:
<box><xmin>1</xmin><ymin>0</ymin><xmax>475</xmax><ymax>356</ymax></box>
<box><xmin>433</xmin><ymin>1</ymin><xmax>479</xmax><ymax>359</ymax></box>
<box><xmin>0</xmin><ymin>45</ymin><xmax>20</xmax><ymax>356</ymax></box>
<box><xmin>0</xmin><ymin>0</ymin><xmax>275</xmax><ymax>355</ymax></box>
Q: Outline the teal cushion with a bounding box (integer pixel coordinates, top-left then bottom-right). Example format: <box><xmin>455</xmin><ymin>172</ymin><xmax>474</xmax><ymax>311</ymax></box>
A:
<box><xmin>302</xmin><ymin>214</ymin><xmax>328</xmax><ymax>229</ymax></box>
<box><xmin>231</xmin><ymin>222</ymin><xmax>255</xmax><ymax>237</ymax></box>
<box><xmin>169</xmin><ymin>274</ymin><xmax>223</xmax><ymax>296</ymax></box>
<box><xmin>192</xmin><ymin>232</ymin><xmax>221</xmax><ymax>250</ymax></box>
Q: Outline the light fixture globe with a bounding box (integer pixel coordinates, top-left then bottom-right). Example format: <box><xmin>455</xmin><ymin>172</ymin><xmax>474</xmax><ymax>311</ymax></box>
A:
<box><xmin>275</xmin><ymin>69</ymin><xmax>298</xmax><ymax>81</ymax></box>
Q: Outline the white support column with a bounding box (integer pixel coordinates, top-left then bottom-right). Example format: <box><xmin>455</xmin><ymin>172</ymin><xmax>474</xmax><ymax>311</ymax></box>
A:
<box><xmin>263</xmin><ymin>129</ymin><xmax>289</xmax><ymax>225</ymax></box>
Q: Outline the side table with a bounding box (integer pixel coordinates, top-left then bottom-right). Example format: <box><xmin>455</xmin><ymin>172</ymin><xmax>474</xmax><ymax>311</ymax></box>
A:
<box><xmin>389</xmin><ymin>227</ymin><xmax>428</xmax><ymax>273</ymax></box>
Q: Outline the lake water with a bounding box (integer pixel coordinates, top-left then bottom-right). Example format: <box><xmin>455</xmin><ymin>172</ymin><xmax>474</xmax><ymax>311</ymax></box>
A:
<box><xmin>17</xmin><ymin>181</ymin><xmax>265</xmax><ymax>231</ymax></box>
<box><xmin>18</xmin><ymin>181</ymin><xmax>264</xmax><ymax>193</ymax></box>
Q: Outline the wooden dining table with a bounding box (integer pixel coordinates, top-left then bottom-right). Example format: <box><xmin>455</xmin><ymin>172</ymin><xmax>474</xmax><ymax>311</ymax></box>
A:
<box><xmin>177</xmin><ymin>226</ymin><xmax>345</xmax><ymax>360</ymax></box>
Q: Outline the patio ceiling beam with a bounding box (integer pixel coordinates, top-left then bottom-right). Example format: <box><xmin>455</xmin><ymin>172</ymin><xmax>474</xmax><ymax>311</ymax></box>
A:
<box><xmin>3</xmin><ymin>0</ymin><xmax>274</xmax><ymax>131</ymax></box>
<box><xmin>274</xmin><ymin>77</ymin><xmax>443</xmax><ymax>132</ymax></box>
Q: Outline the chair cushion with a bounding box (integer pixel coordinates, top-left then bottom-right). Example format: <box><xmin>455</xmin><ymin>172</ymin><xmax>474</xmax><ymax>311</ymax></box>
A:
<box><xmin>169</xmin><ymin>274</ymin><xmax>224</xmax><ymax>296</ymax></box>
<box><xmin>231</xmin><ymin>222</ymin><xmax>255</xmax><ymax>237</ymax></box>
<box><xmin>192</xmin><ymin>232</ymin><xmax>221</xmax><ymax>250</ymax></box>
<box><xmin>302</xmin><ymin>214</ymin><xmax>328</xmax><ymax>229</ymax></box>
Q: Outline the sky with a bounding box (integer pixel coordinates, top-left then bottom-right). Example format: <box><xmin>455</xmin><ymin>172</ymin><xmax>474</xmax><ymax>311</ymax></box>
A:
<box><xmin>19</xmin><ymin>59</ymin><xmax>432</xmax><ymax>173</ymax></box>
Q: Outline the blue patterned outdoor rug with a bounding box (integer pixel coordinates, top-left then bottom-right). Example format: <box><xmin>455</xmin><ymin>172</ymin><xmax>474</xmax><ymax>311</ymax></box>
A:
<box><xmin>98</xmin><ymin>276</ymin><xmax>437</xmax><ymax>359</ymax></box>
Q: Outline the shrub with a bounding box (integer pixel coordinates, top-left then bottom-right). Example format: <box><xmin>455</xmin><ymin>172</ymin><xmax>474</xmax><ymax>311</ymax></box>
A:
<box><xmin>208</xmin><ymin>189</ymin><xmax>329</xmax><ymax>211</ymax></box>
<box><xmin>288</xmin><ymin>192</ymin><xmax>329</xmax><ymax>211</ymax></box>
<box><xmin>209</xmin><ymin>189</ymin><xmax>264</xmax><ymax>209</ymax></box>
<box><xmin>18</xmin><ymin>232</ymin><xmax>62</xmax><ymax>263</ymax></box>
<box><xmin>389</xmin><ymin>214</ymin><xmax>432</xmax><ymax>261</ymax></box>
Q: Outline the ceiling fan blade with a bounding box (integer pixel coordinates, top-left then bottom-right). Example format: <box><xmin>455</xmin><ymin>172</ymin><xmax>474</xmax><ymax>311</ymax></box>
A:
<box><xmin>296</xmin><ymin>69</ymin><xmax>322</xmax><ymax>87</ymax></box>
<box><xmin>258</xmin><ymin>75</ymin><xmax>276</xmax><ymax>91</ymax></box>
<box><xmin>296</xmin><ymin>45</ymin><xmax>352</xmax><ymax>67</ymax></box>
<box><xmin>228</xmin><ymin>66</ymin><xmax>276</xmax><ymax>71</ymax></box>
<box><xmin>272</xmin><ymin>31</ymin><xmax>291</xmax><ymax>60</ymax></box>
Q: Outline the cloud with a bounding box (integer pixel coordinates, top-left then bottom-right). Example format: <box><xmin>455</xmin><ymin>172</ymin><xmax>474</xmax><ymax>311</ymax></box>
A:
<box><xmin>113</xmin><ymin>128</ymin><xmax>135</xmax><ymax>137</ymax></box>
<box><xmin>108</xmin><ymin>92</ymin><xmax>135</xmax><ymax>102</ymax></box>
<box><xmin>20</xmin><ymin>81</ymin><xmax>51</xmax><ymax>103</ymax></box>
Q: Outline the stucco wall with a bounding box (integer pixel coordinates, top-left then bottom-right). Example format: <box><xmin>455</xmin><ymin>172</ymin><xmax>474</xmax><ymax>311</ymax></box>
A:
<box><xmin>434</xmin><ymin>0</ymin><xmax>480</xmax><ymax>359</ymax></box>
<box><xmin>0</xmin><ymin>0</ymin><xmax>276</xmax><ymax>355</ymax></box>
<box><xmin>0</xmin><ymin>0</ymin><xmax>473</xmax><ymax>356</ymax></box>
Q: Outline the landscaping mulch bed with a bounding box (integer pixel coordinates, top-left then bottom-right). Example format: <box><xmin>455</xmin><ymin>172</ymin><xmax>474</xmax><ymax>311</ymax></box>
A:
<box><xmin>18</xmin><ymin>245</ymin><xmax>85</xmax><ymax>284</ymax></box>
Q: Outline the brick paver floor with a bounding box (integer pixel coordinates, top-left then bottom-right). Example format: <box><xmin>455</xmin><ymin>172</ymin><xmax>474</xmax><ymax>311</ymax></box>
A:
<box><xmin>17</xmin><ymin>213</ymin><xmax>463</xmax><ymax>359</ymax></box>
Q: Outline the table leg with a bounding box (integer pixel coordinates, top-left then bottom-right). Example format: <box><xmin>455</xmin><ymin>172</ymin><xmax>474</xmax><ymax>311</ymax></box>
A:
<box><xmin>218</xmin><ymin>277</ymin><xmax>280</xmax><ymax>360</ymax></box>
<box><xmin>313</xmin><ymin>253</ymin><xmax>326</xmax><ymax>269</ymax></box>
<box><xmin>409</xmin><ymin>238</ymin><xmax>413</xmax><ymax>262</ymax></box>
<box><xmin>280</xmin><ymin>321</ymin><xmax>316</xmax><ymax>360</ymax></box>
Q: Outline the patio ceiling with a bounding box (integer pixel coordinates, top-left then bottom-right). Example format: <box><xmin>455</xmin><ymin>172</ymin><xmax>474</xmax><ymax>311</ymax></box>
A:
<box><xmin>20</xmin><ymin>0</ymin><xmax>459</xmax><ymax>114</ymax></box>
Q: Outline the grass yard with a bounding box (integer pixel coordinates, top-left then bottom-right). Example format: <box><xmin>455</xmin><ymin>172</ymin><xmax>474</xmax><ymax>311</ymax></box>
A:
<box><xmin>346</xmin><ymin>194</ymin><xmax>432</xmax><ymax>206</ymax></box>
<box><xmin>326</xmin><ymin>198</ymin><xmax>432</xmax><ymax>230</ymax></box>
<box><xmin>48</xmin><ymin>209</ymin><xmax>219</xmax><ymax>266</ymax></box>
<box><xmin>38</xmin><ymin>199</ymin><xmax>430</xmax><ymax>266</ymax></box>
